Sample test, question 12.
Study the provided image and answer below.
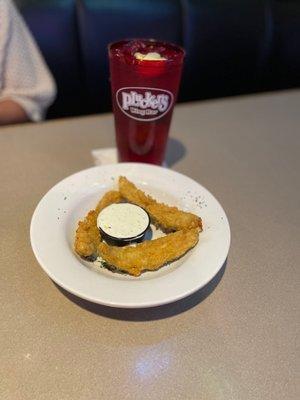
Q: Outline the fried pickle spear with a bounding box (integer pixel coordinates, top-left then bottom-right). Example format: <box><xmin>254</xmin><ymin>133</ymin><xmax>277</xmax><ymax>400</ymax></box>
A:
<box><xmin>119</xmin><ymin>176</ymin><xmax>202</xmax><ymax>232</ymax></box>
<box><xmin>74</xmin><ymin>190</ymin><xmax>122</xmax><ymax>258</ymax></box>
<box><xmin>95</xmin><ymin>190</ymin><xmax>122</xmax><ymax>214</ymax></box>
<box><xmin>98</xmin><ymin>228</ymin><xmax>199</xmax><ymax>276</ymax></box>
<box><xmin>74</xmin><ymin>210</ymin><xmax>100</xmax><ymax>259</ymax></box>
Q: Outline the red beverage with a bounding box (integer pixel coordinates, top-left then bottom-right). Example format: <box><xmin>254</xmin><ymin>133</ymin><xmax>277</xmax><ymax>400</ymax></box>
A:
<box><xmin>108</xmin><ymin>39</ymin><xmax>185</xmax><ymax>165</ymax></box>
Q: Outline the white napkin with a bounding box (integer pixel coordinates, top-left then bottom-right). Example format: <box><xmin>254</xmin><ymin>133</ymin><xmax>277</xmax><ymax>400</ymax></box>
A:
<box><xmin>91</xmin><ymin>147</ymin><xmax>118</xmax><ymax>166</ymax></box>
<box><xmin>91</xmin><ymin>147</ymin><xmax>167</xmax><ymax>167</ymax></box>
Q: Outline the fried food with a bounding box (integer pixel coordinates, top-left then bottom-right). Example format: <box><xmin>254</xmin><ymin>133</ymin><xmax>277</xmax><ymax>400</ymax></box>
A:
<box><xmin>75</xmin><ymin>179</ymin><xmax>202</xmax><ymax>276</ymax></box>
<box><xmin>98</xmin><ymin>228</ymin><xmax>200</xmax><ymax>276</ymax></box>
<box><xmin>119</xmin><ymin>176</ymin><xmax>202</xmax><ymax>232</ymax></box>
<box><xmin>74</xmin><ymin>190</ymin><xmax>121</xmax><ymax>259</ymax></box>
<box><xmin>95</xmin><ymin>190</ymin><xmax>122</xmax><ymax>214</ymax></box>
<box><xmin>74</xmin><ymin>210</ymin><xmax>100</xmax><ymax>259</ymax></box>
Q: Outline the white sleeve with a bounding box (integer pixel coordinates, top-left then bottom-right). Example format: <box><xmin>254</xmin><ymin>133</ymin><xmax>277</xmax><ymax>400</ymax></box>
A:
<box><xmin>0</xmin><ymin>0</ymin><xmax>56</xmax><ymax>121</ymax></box>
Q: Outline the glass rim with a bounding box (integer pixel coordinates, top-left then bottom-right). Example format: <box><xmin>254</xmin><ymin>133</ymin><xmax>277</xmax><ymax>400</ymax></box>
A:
<box><xmin>108</xmin><ymin>38</ymin><xmax>185</xmax><ymax>63</ymax></box>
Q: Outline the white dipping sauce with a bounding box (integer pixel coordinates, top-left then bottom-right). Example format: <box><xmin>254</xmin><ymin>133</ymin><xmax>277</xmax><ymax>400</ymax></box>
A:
<box><xmin>97</xmin><ymin>203</ymin><xmax>149</xmax><ymax>239</ymax></box>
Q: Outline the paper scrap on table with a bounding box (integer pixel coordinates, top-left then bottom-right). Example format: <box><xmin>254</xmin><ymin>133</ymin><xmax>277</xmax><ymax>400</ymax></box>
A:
<box><xmin>91</xmin><ymin>147</ymin><xmax>118</xmax><ymax>166</ymax></box>
<box><xmin>91</xmin><ymin>147</ymin><xmax>168</xmax><ymax>167</ymax></box>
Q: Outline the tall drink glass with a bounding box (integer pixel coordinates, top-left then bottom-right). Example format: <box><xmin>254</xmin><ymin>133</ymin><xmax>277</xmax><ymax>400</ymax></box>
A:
<box><xmin>108</xmin><ymin>39</ymin><xmax>184</xmax><ymax>165</ymax></box>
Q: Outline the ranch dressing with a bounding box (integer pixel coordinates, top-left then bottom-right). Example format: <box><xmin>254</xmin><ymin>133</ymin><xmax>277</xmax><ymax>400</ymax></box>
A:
<box><xmin>97</xmin><ymin>203</ymin><xmax>149</xmax><ymax>239</ymax></box>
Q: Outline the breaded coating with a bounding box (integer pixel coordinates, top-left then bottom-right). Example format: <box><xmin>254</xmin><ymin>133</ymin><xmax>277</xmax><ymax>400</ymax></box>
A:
<box><xmin>119</xmin><ymin>176</ymin><xmax>202</xmax><ymax>232</ymax></box>
<box><xmin>95</xmin><ymin>190</ymin><xmax>122</xmax><ymax>214</ymax></box>
<box><xmin>74</xmin><ymin>210</ymin><xmax>100</xmax><ymax>258</ymax></box>
<box><xmin>98</xmin><ymin>228</ymin><xmax>199</xmax><ymax>276</ymax></box>
<box><xmin>75</xmin><ymin>180</ymin><xmax>202</xmax><ymax>276</ymax></box>
<box><xmin>119</xmin><ymin>176</ymin><xmax>153</xmax><ymax>207</ymax></box>
<box><xmin>74</xmin><ymin>190</ymin><xmax>122</xmax><ymax>258</ymax></box>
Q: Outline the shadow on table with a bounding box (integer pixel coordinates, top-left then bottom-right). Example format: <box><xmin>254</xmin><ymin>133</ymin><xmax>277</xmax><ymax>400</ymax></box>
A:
<box><xmin>56</xmin><ymin>260</ymin><xmax>227</xmax><ymax>321</ymax></box>
<box><xmin>165</xmin><ymin>137</ymin><xmax>186</xmax><ymax>167</ymax></box>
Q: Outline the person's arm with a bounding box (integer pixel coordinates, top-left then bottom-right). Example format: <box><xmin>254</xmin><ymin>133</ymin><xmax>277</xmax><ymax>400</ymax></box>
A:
<box><xmin>0</xmin><ymin>99</ymin><xmax>29</xmax><ymax>125</ymax></box>
<box><xmin>0</xmin><ymin>0</ymin><xmax>56</xmax><ymax>125</ymax></box>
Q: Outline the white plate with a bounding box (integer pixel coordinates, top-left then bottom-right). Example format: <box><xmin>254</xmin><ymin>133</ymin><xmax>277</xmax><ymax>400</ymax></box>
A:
<box><xmin>30</xmin><ymin>163</ymin><xmax>230</xmax><ymax>308</ymax></box>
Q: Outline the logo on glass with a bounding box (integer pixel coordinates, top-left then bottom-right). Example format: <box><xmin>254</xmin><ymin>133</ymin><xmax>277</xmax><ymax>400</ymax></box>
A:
<box><xmin>116</xmin><ymin>87</ymin><xmax>174</xmax><ymax>121</ymax></box>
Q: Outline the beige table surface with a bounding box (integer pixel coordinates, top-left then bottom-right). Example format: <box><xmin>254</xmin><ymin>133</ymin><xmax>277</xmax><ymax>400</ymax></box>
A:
<box><xmin>1</xmin><ymin>90</ymin><xmax>299</xmax><ymax>400</ymax></box>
